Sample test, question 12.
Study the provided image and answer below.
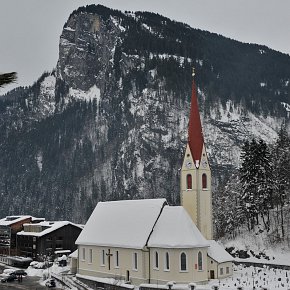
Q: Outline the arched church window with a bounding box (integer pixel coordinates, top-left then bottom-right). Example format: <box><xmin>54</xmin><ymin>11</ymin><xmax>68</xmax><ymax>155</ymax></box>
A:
<box><xmin>198</xmin><ymin>251</ymin><xmax>203</xmax><ymax>271</ymax></box>
<box><xmin>202</xmin><ymin>174</ymin><xmax>207</xmax><ymax>189</ymax></box>
<box><xmin>187</xmin><ymin>174</ymin><xmax>192</xmax><ymax>190</ymax></box>
<box><xmin>180</xmin><ymin>252</ymin><xmax>187</xmax><ymax>271</ymax></box>
<box><xmin>154</xmin><ymin>251</ymin><xmax>159</xmax><ymax>269</ymax></box>
<box><xmin>164</xmin><ymin>252</ymin><xmax>170</xmax><ymax>271</ymax></box>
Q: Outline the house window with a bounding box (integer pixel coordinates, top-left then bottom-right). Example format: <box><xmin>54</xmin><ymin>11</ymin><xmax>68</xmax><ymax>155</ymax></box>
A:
<box><xmin>55</xmin><ymin>244</ymin><xmax>63</xmax><ymax>249</ymax></box>
<box><xmin>164</xmin><ymin>252</ymin><xmax>170</xmax><ymax>271</ymax></box>
<box><xmin>100</xmin><ymin>249</ymin><xmax>105</xmax><ymax>266</ymax></box>
<box><xmin>202</xmin><ymin>174</ymin><xmax>207</xmax><ymax>189</ymax></box>
<box><xmin>154</xmin><ymin>251</ymin><xmax>159</xmax><ymax>269</ymax></box>
<box><xmin>89</xmin><ymin>249</ymin><xmax>92</xmax><ymax>264</ymax></box>
<box><xmin>133</xmin><ymin>252</ymin><xmax>138</xmax><ymax>271</ymax></box>
<box><xmin>220</xmin><ymin>267</ymin><xmax>224</xmax><ymax>275</ymax></box>
<box><xmin>187</xmin><ymin>174</ymin><xmax>192</xmax><ymax>190</ymax></box>
<box><xmin>180</xmin><ymin>252</ymin><xmax>187</xmax><ymax>271</ymax></box>
<box><xmin>198</xmin><ymin>251</ymin><xmax>203</xmax><ymax>271</ymax></box>
<box><xmin>226</xmin><ymin>266</ymin><xmax>230</xmax><ymax>274</ymax></box>
<box><xmin>82</xmin><ymin>248</ymin><xmax>86</xmax><ymax>261</ymax></box>
<box><xmin>115</xmin><ymin>250</ymin><xmax>119</xmax><ymax>268</ymax></box>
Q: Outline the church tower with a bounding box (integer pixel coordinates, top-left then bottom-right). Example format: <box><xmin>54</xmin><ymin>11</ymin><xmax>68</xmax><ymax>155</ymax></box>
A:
<box><xmin>180</xmin><ymin>70</ymin><xmax>213</xmax><ymax>240</ymax></box>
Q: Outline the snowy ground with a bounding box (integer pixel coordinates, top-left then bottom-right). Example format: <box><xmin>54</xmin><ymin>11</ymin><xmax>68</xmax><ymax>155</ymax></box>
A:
<box><xmin>223</xmin><ymin>230</ymin><xmax>290</xmax><ymax>266</ymax></box>
<box><xmin>204</xmin><ymin>264</ymin><xmax>290</xmax><ymax>290</ymax></box>
<box><xmin>139</xmin><ymin>265</ymin><xmax>290</xmax><ymax>290</ymax></box>
<box><xmin>3</xmin><ymin>259</ymin><xmax>290</xmax><ymax>289</ymax></box>
<box><xmin>25</xmin><ymin>262</ymin><xmax>70</xmax><ymax>288</ymax></box>
<box><xmin>77</xmin><ymin>264</ymin><xmax>290</xmax><ymax>290</ymax></box>
<box><xmin>75</xmin><ymin>264</ymin><xmax>290</xmax><ymax>290</ymax></box>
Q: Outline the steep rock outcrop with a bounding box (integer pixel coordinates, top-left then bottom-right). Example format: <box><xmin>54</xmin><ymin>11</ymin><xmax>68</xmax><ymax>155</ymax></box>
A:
<box><xmin>0</xmin><ymin>5</ymin><xmax>289</xmax><ymax>222</ymax></box>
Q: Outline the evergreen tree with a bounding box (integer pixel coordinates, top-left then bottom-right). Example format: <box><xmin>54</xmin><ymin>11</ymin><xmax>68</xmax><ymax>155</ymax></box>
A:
<box><xmin>214</xmin><ymin>172</ymin><xmax>245</xmax><ymax>239</ymax></box>
<box><xmin>240</xmin><ymin>140</ymin><xmax>258</xmax><ymax>230</ymax></box>
<box><xmin>271</xmin><ymin>123</ymin><xmax>290</xmax><ymax>239</ymax></box>
<box><xmin>255</xmin><ymin>139</ymin><xmax>272</xmax><ymax>231</ymax></box>
<box><xmin>239</xmin><ymin>139</ymin><xmax>272</xmax><ymax>231</ymax></box>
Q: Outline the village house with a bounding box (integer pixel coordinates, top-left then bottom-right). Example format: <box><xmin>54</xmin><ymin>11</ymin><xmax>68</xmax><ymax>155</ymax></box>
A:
<box><xmin>17</xmin><ymin>221</ymin><xmax>82</xmax><ymax>260</ymax></box>
<box><xmin>207</xmin><ymin>240</ymin><xmax>233</xmax><ymax>279</ymax></box>
<box><xmin>0</xmin><ymin>215</ymin><xmax>32</xmax><ymax>256</ymax></box>
<box><xmin>75</xmin><ymin>74</ymin><xmax>233</xmax><ymax>286</ymax></box>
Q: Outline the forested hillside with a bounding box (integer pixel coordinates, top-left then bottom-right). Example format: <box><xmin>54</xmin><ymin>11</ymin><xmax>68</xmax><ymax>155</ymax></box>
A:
<box><xmin>215</xmin><ymin>125</ymin><xmax>290</xmax><ymax>248</ymax></box>
<box><xmin>0</xmin><ymin>5</ymin><xmax>289</xmax><ymax>223</ymax></box>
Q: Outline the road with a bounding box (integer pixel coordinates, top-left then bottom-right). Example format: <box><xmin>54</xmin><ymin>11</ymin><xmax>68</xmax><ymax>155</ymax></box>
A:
<box><xmin>0</xmin><ymin>265</ymin><xmax>62</xmax><ymax>290</ymax></box>
<box><xmin>0</xmin><ymin>275</ymin><xmax>47</xmax><ymax>289</ymax></box>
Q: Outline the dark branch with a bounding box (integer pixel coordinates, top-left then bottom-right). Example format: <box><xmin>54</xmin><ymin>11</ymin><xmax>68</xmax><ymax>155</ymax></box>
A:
<box><xmin>0</xmin><ymin>72</ymin><xmax>17</xmax><ymax>88</ymax></box>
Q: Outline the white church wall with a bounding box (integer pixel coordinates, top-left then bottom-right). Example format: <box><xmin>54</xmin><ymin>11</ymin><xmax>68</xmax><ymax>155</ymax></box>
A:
<box><xmin>149</xmin><ymin>247</ymin><xmax>208</xmax><ymax>284</ymax></box>
<box><xmin>77</xmin><ymin>245</ymin><xmax>149</xmax><ymax>285</ymax></box>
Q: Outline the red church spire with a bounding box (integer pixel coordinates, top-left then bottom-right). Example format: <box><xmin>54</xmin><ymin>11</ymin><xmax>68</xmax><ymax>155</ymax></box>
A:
<box><xmin>188</xmin><ymin>69</ymin><xmax>204</xmax><ymax>167</ymax></box>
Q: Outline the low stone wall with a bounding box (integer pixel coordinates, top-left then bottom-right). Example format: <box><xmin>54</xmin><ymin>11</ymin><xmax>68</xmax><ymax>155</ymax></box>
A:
<box><xmin>140</xmin><ymin>286</ymin><xmax>168</xmax><ymax>290</ymax></box>
<box><xmin>78</xmin><ymin>277</ymin><xmax>104</xmax><ymax>290</ymax></box>
<box><xmin>234</xmin><ymin>261</ymin><xmax>290</xmax><ymax>270</ymax></box>
<box><xmin>78</xmin><ymin>276</ymin><xmax>134</xmax><ymax>290</ymax></box>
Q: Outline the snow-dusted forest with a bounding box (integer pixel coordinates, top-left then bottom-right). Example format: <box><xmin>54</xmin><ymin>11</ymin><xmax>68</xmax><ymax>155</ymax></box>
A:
<box><xmin>214</xmin><ymin>124</ymin><xmax>290</xmax><ymax>248</ymax></box>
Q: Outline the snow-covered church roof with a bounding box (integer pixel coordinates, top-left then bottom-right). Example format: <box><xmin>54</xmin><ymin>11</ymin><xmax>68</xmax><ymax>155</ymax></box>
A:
<box><xmin>207</xmin><ymin>240</ymin><xmax>233</xmax><ymax>263</ymax></box>
<box><xmin>148</xmin><ymin>206</ymin><xmax>209</xmax><ymax>248</ymax></box>
<box><xmin>76</xmin><ymin>199</ymin><xmax>167</xmax><ymax>249</ymax></box>
<box><xmin>77</xmin><ymin>199</ymin><xmax>212</xmax><ymax>250</ymax></box>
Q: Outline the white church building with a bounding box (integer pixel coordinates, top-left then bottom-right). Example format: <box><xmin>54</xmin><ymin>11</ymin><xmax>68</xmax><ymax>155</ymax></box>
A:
<box><xmin>75</xmin><ymin>75</ymin><xmax>233</xmax><ymax>286</ymax></box>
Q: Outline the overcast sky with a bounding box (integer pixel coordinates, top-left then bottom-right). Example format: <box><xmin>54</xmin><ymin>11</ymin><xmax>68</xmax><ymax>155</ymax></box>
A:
<box><xmin>1</xmin><ymin>0</ymin><xmax>290</xmax><ymax>93</ymax></box>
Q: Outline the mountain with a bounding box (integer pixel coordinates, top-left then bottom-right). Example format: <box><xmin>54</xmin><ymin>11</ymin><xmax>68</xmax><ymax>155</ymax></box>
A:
<box><xmin>0</xmin><ymin>5</ymin><xmax>289</xmax><ymax>222</ymax></box>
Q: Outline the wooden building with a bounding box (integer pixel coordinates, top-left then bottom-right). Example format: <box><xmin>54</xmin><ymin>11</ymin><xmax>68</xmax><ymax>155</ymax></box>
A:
<box><xmin>0</xmin><ymin>216</ymin><xmax>32</xmax><ymax>256</ymax></box>
<box><xmin>17</xmin><ymin>221</ymin><xmax>82</xmax><ymax>260</ymax></box>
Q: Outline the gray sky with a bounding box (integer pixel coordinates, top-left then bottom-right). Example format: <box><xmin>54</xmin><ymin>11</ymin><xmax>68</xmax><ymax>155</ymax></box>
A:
<box><xmin>1</xmin><ymin>0</ymin><xmax>290</xmax><ymax>93</ymax></box>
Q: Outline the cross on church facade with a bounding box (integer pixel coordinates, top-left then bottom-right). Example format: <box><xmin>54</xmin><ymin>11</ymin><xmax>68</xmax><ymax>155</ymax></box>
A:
<box><xmin>106</xmin><ymin>249</ymin><xmax>113</xmax><ymax>270</ymax></box>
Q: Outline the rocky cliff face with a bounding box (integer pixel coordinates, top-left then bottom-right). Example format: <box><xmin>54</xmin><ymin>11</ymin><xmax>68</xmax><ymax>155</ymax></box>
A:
<box><xmin>0</xmin><ymin>5</ymin><xmax>289</xmax><ymax>222</ymax></box>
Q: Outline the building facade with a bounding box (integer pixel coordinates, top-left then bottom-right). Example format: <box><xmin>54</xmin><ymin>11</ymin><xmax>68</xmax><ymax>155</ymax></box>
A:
<box><xmin>76</xmin><ymin>75</ymin><xmax>232</xmax><ymax>286</ymax></box>
<box><xmin>0</xmin><ymin>216</ymin><xmax>32</xmax><ymax>256</ymax></box>
<box><xmin>76</xmin><ymin>200</ymin><xmax>210</xmax><ymax>285</ymax></box>
<box><xmin>180</xmin><ymin>79</ymin><xmax>213</xmax><ymax>240</ymax></box>
<box><xmin>17</xmin><ymin>221</ymin><xmax>82</xmax><ymax>260</ymax></box>
<box><xmin>207</xmin><ymin>240</ymin><xmax>233</xmax><ymax>279</ymax></box>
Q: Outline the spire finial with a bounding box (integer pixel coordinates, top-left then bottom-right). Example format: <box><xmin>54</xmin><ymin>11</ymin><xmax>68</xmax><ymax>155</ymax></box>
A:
<box><xmin>192</xmin><ymin>67</ymin><xmax>195</xmax><ymax>77</ymax></box>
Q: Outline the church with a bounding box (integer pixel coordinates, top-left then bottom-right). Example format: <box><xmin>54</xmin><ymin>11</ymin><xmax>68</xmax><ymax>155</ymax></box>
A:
<box><xmin>75</xmin><ymin>73</ymin><xmax>233</xmax><ymax>286</ymax></box>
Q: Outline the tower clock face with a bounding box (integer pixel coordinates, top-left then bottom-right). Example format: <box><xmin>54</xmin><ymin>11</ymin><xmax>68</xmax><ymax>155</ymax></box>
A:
<box><xmin>186</xmin><ymin>160</ymin><xmax>192</xmax><ymax>169</ymax></box>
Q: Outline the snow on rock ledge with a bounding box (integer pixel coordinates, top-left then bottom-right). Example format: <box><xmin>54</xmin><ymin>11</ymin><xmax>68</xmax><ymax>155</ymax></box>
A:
<box><xmin>69</xmin><ymin>85</ymin><xmax>101</xmax><ymax>104</ymax></box>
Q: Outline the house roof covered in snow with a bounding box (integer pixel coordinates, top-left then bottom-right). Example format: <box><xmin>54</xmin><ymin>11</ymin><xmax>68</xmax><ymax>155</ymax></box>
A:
<box><xmin>207</xmin><ymin>240</ymin><xmax>234</xmax><ymax>263</ymax></box>
<box><xmin>0</xmin><ymin>215</ymin><xmax>32</xmax><ymax>226</ymax></box>
<box><xmin>69</xmin><ymin>249</ymin><xmax>78</xmax><ymax>259</ymax></box>
<box><xmin>76</xmin><ymin>199</ymin><xmax>167</xmax><ymax>249</ymax></box>
<box><xmin>148</xmin><ymin>206</ymin><xmax>209</xmax><ymax>248</ymax></box>
<box><xmin>17</xmin><ymin>221</ymin><xmax>82</xmax><ymax>237</ymax></box>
